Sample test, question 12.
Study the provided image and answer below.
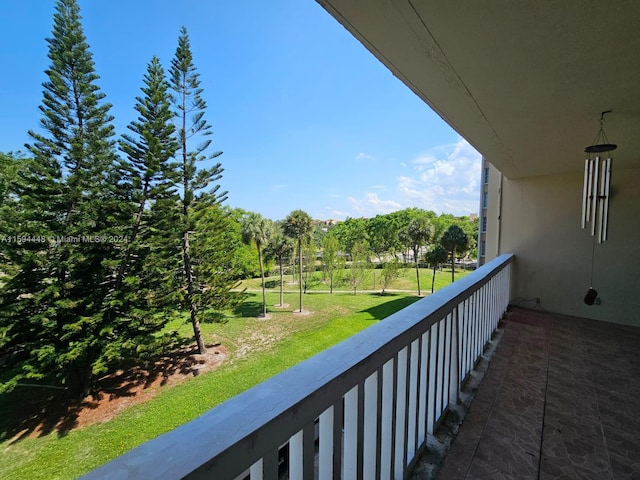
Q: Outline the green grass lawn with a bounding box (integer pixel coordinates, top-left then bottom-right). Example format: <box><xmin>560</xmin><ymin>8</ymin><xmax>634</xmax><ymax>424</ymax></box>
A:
<box><xmin>0</xmin><ymin>266</ymin><xmax>471</xmax><ymax>479</ymax></box>
<box><xmin>0</xmin><ymin>290</ymin><xmax>426</xmax><ymax>480</ymax></box>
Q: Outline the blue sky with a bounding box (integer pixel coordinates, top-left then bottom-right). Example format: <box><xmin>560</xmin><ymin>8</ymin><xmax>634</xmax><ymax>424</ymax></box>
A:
<box><xmin>0</xmin><ymin>0</ymin><xmax>481</xmax><ymax>221</ymax></box>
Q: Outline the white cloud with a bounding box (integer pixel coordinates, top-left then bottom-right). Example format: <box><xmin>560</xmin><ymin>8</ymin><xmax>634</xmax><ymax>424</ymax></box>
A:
<box><xmin>323</xmin><ymin>137</ymin><xmax>481</xmax><ymax>220</ymax></box>
<box><xmin>397</xmin><ymin>137</ymin><xmax>481</xmax><ymax>215</ymax></box>
<box><xmin>355</xmin><ymin>152</ymin><xmax>374</xmax><ymax>161</ymax></box>
<box><xmin>412</xmin><ymin>154</ymin><xmax>438</xmax><ymax>165</ymax></box>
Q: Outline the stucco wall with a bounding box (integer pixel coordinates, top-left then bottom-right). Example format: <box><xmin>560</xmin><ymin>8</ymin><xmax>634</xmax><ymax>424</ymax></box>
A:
<box><xmin>498</xmin><ymin>166</ymin><xmax>640</xmax><ymax>326</ymax></box>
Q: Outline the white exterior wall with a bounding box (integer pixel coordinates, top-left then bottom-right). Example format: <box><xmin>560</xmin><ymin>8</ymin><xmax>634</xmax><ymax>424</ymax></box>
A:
<box><xmin>483</xmin><ymin>162</ymin><xmax>502</xmax><ymax>265</ymax></box>
<box><xmin>497</xmin><ymin>166</ymin><xmax>640</xmax><ymax>326</ymax></box>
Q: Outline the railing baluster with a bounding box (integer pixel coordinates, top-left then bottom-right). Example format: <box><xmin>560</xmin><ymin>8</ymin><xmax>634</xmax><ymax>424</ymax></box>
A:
<box><xmin>290</xmin><ymin>430</ymin><xmax>303</xmax><ymax>480</ymax></box>
<box><xmin>486</xmin><ymin>282</ymin><xmax>492</xmax><ymax>339</ymax></box>
<box><xmin>463</xmin><ymin>298</ymin><xmax>470</xmax><ymax>379</ymax></box>
<box><xmin>375</xmin><ymin>366</ymin><xmax>383</xmax><ymax>480</ymax></box>
<box><xmin>470</xmin><ymin>295</ymin><xmax>476</xmax><ymax>365</ymax></box>
<box><xmin>480</xmin><ymin>285</ymin><xmax>487</xmax><ymax>347</ymax></box>
<box><xmin>490</xmin><ymin>278</ymin><xmax>496</xmax><ymax>330</ymax></box>
<box><xmin>407</xmin><ymin>338</ymin><xmax>419</xmax><ymax>462</ymax></box>
<box><xmin>319</xmin><ymin>407</ymin><xmax>333</xmax><ymax>480</ymax></box>
<box><xmin>442</xmin><ymin>314</ymin><xmax>451</xmax><ymax>411</ymax></box>
<box><xmin>249</xmin><ymin>459</ymin><xmax>262</xmax><ymax>480</ymax></box>
<box><xmin>501</xmin><ymin>269</ymin><xmax>505</xmax><ymax>312</ymax></box>
<box><xmin>394</xmin><ymin>347</ymin><xmax>408</xmax><ymax>480</ymax></box>
<box><xmin>356</xmin><ymin>380</ymin><xmax>365</xmax><ymax>479</ymax></box>
<box><xmin>485</xmin><ymin>281</ymin><xmax>491</xmax><ymax>333</ymax></box>
<box><xmin>363</xmin><ymin>372</ymin><xmax>379</xmax><ymax>480</ymax></box>
<box><xmin>449</xmin><ymin>306</ymin><xmax>460</xmax><ymax>405</ymax></box>
<box><xmin>493</xmin><ymin>276</ymin><xmax>498</xmax><ymax>327</ymax></box>
<box><xmin>474</xmin><ymin>290</ymin><xmax>481</xmax><ymax>360</ymax></box>
<box><xmin>505</xmin><ymin>265</ymin><xmax>511</xmax><ymax>312</ymax></box>
<box><xmin>333</xmin><ymin>397</ymin><xmax>344</xmax><ymax>480</ymax></box>
<box><xmin>343</xmin><ymin>385</ymin><xmax>358</xmax><ymax>480</ymax></box>
<box><xmin>490</xmin><ymin>280</ymin><xmax>495</xmax><ymax>333</ymax></box>
<box><xmin>482</xmin><ymin>286</ymin><xmax>487</xmax><ymax>344</ymax></box>
<box><xmin>380</xmin><ymin>359</ymin><xmax>394</xmax><ymax>480</ymax></box>
<box><xmin>417</xmin><ymin>331</ymin><xmax>429</xmax><ymax>445</ymax></box>
<box><xmin>427</xmin><ymin>322</ymin><xmax>438</xmax><ymax>434</ymax></box>
<box><xmin>436</xmin><ymin>319</ymin><xmax>445</xmax><ymax>421</ymax></box>
<box><xmin>460</xmin><ymin>301</ymin><xmax>465</xmax><ymax>374</ymax></box>
<box><xmin>493</xmin><ymin>277</ymin><xmax>497</xmax><ymax>324</ymax></box>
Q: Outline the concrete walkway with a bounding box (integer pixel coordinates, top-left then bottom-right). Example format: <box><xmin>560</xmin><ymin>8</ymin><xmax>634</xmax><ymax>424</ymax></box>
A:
<box><xmin>424</xmin><ymin>307</ymin><xmax>640</xmax><ymax>479</ymax></box>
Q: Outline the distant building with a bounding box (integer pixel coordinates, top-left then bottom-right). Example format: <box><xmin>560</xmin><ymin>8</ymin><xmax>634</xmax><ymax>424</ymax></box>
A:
<box><xmin>477</xmin><ymin>157</ymin><xmax>502</xmax><ymax>267</ymax></box>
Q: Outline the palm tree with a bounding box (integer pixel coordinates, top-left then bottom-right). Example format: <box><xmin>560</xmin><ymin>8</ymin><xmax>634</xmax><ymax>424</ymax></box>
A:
<box><xmin>440</xmin><ymin>224</ymin><xmax>469</xmax><ymax>282</ymax></box>
<box><xmin>406</xmin><ymin>216</ymin><xmax>434</xmax><ymax>296</ymax></box>
<box><xmin>241</xmin><ymin>212</ymin><xmax>274</xmax><ymax>317</ymax></box>
<box><xmin>282</xmin><ymin>210</ymin><xmax>313</xmax><ymax>313</ymax></box>
<box><xmin>425</xmin><ymin>244</ymin><xmax>448</xmax><ymax>293</ymax></box>
<box><xmin>267</xmin><ymin>232</ymin><xmax>293</xmax><ymax>307</ymax></box>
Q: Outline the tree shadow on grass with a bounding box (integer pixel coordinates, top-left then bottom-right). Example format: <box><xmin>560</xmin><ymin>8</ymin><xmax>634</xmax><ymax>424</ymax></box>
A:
<box><xmin>233</xmin><ymin>300</ymin><xmax>265</xmax><ymax>318</ymax></box>
<box><xmin>359</xmin><ymin>293</ymin><xmax>422</xmax><ymax>321</ymax></box>
<box><xmin>0</xmin><ymin>343</ymin><xmax>222</xmax><ymax>444</ymax></box>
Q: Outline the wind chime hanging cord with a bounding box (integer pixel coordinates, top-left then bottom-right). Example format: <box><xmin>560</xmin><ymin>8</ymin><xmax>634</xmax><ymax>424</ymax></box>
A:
<box><xmin>589</xmin><ymin>231</ymin><xmax>596</xmax><ymax>288</ymax></box>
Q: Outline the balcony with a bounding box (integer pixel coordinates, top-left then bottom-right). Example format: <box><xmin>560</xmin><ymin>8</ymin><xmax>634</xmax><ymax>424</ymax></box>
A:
<box><xmin>82</xmin><ymin>252</ymin><xmax>640</xmax><ymax>479</ymax></box>
<box><xmin>84</xmin><ymin>254</ymin><xmax>513</xmax><ymax>479</ymax></box>
<box><xmin>430</xmin><ymin>307</ymin><xmax>640</xmax><ymax>479</ymax></box>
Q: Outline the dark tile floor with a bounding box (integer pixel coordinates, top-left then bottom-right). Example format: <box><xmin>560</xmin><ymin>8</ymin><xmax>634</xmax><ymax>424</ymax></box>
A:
<box><xmin>426</xmin><ymin>307</ymin><xmax>640</xmax><ymax>480</ymax></box>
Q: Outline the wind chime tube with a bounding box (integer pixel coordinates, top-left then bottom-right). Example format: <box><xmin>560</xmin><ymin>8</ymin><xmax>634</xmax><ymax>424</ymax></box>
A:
<box><xmin>585</xmin><ymin>158</ymin><xmax>594</xmax><ymax>226</ymax></box>
<box><xmin>581</xmin><ymin>159</ymin><xmax>589</xmax><ymax>228</ymax></box>
<box><xmin>590</xmin><ymin>156</ymin><xmax>600</xmax><ymax>237</ymax></box>
<box><xmin>597</xmin><ymin>158</ymin><xmax>607</xmax><ymax>243</ymax></box>
<box><xmin>601</xmin><ymin>157</ymin><xmax>612</xmax><ymax>242</ymax></box>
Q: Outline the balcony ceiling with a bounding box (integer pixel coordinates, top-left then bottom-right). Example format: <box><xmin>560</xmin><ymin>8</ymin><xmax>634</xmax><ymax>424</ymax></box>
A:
<box><xmin>317</xmin><ymin>0</ymin><xmax>640</xmax><ymax>179</ymax></box>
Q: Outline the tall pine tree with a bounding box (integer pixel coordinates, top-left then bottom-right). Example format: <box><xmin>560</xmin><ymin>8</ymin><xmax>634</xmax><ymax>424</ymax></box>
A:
<box><xmin>169</xmin><ymin>27</ymin><xmax>233</xmax><ymax>354</ymax></box>
<box><xmin>96</xmin><ymin>56</ymin><xmax>182</xmax><ymax>363</ymax></box>
<box><xmin>1</xmin><ymin>0</ymin><xmax>126</xmax><ymax>396</ymax></box>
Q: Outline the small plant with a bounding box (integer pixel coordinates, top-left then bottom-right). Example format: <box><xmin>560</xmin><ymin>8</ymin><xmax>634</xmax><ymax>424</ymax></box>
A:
<box><xmin>380</xmin><ymin>258</ymin><xmax>401</xmax><ymax>295</ymax></box>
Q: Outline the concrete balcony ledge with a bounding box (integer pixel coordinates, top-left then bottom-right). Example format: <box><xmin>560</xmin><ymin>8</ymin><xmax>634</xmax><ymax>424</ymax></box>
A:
<box><xmin>84</xmin><ymin>256</ymin><xmax>514</xmax><ymax>480</ymax></box>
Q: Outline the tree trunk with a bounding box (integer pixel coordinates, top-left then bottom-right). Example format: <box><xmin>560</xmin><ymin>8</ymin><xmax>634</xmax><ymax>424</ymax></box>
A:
<box><xmin>258</xmin><ymin>247</ymin><xmax>266</xmax><ymax>317</ymax></box>
<box><xmin>298</xmin><ymin>240</ymin><xmax>303</xmax><ymax>312</ymax></box>
<box><xmin>67</xmin><ymin>364</ymin><xmax>84</xmax><ymax>398</ymax></box>
<box><xmin>183</xmin><ymin>230</ymin><xmax>206</xmax><ymax>354</ymax></box>
<box><xmin>106</xmin><ymin>180</ymin><xmax>149</xmax><ymax>312</ymax></box>
<box><xmin>451</xmin><ymin>249</ymin><xmax>455</xmax><ymax>283</ymax></box>
<box><xmin>68</xmin><ymin>353</ymin><xmax>96</xmax><ymax>398</ymax></box>
<box><xmin>431</xmin><ymin>265</ymin><xmax>436</xmax><ymax>293</ymax></box>
<box><xmin>278</xmin><ymin>257</ymin><xmax>284</xmax><ymax>306</ymax></box>
<box><xmin>414</xmin><ymin>247</ymin><xmax>421</xmax><ymax>296</ymax></box>
<box><xmin>178</xmin><ymin>72</ymin><xmax>205</xmax><ymax>354</ymax></box>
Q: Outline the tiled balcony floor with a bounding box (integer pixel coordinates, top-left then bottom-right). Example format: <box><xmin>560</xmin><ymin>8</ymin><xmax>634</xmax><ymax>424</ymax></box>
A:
<box><xmin>422</xmin><ymin>307</ymin><xmax>640</xmax><ymax>480</ymax></box>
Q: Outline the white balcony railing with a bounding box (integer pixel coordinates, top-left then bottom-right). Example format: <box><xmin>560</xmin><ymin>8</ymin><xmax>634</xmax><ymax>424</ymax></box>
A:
<box><xmin>84</xmin><ymin>254</ymin><xmax>513</xmax><ymax>480</ymax></box>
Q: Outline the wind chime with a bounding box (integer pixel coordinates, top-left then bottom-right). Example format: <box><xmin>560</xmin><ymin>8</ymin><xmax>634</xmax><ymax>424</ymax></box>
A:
<box><xmin>581</xmin><ymin>111</ymin><xmax>615</xmax><ymax>305</ymax></box>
